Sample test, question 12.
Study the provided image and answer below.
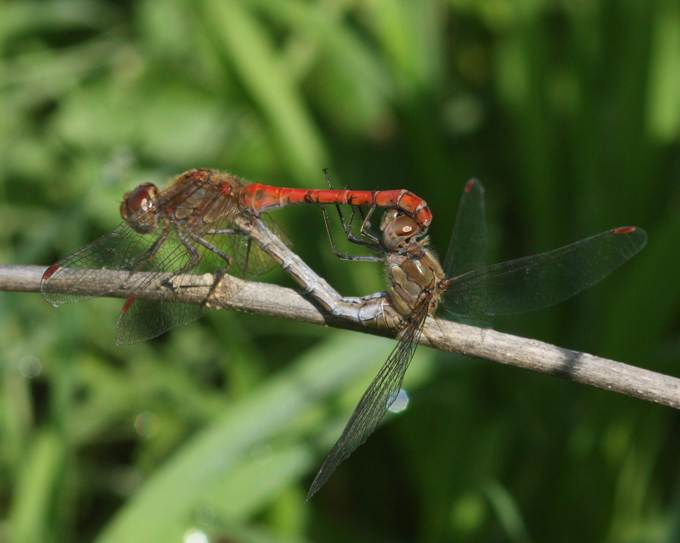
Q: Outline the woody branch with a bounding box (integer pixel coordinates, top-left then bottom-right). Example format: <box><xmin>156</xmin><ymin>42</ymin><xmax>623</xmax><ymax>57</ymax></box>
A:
<box><xmin>1</xmin><ymin>263</ymin><xmax>679</xmax><ymax>411</ymax></box>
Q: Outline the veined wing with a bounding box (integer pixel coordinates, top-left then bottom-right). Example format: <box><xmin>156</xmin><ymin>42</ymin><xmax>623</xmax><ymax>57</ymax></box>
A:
<box><xmin>207</xmin><ymin>213</ymin><xmax>292</xmax><ymax>279</ymax></box>
<box><xmin>41</xmin><ymin>173</ymin><xmax>231</xmax><ymax>306</ymax></box>
<box><xmin>441</xmin><ymin>226</ymin><xmax>647</xmax><ymax>318</ymax></box>
<box><xmin>41</xmin><ymin>175</ymin><xmax>252</xmax><ymax>343</ymax></box>
<box><xmin>306</xmin><ymin>296</ymin><xmax>431</xmax><ymax>500</ymax></box>
<box><xmin>40</xmin><ymin>221</ymin><xmax>209</xmax><ymax>344</ymax></box>
<box><xmin>443</xmin><ymin>179</ymin><xmax>487</xmax><ymax>279</ymax></box>
<box><xmin>41</xmin><ymin>222</ymin><xmax>165</xmax><ymax>307</ymax></box>
<box><xmin>113</xmin><ymin>226</ymin><xmax>208</xmax><ymax>345</ymax></box>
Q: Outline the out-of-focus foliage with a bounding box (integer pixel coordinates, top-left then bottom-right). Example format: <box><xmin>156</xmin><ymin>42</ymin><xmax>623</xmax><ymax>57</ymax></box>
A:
<box><xmin>1</xmin><ymin>1</ymin><xmax>679</xmax><ymax>541</ymax></box>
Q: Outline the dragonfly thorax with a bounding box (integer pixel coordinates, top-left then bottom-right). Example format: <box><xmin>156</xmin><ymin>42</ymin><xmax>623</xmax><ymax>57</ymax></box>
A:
<box><xmin>385</xmin><ymin>244</ymin><xmax>445</xmax><ymax>318</ymax></box>
<box><xmin>120</xmin><ymin>183</ymin><xmax>160</xmax><ymax>234</ymax></box>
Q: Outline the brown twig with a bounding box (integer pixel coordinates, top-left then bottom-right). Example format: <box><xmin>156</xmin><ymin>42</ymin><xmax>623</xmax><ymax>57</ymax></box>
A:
<box><xmin>2</xmin><ymin>263</ymin><xmax>679</xmax><ymax>410</ymax></box>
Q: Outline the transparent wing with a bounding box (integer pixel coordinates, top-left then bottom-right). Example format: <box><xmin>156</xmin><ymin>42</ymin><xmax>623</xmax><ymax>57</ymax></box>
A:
<box><xmin>306</xmin><ymin>298</ymin><xmax>431</xmax><ymax>500</ymax></box>
<box><xmin>116</xmin><ymin>295</ymin><xmax>204</xmax><ymax>345</ymax></box>
<box><xmin>208</xmin><ymin>213</ymin><xmax>291</xmax><ymax>278</ymax></box>
<box><xmin>40</xmin><ymin>222</ymin><xmax>210</xmax><ymax>344</ymax></box>
<box><xmin>128</xmin><ymin>215</ymin><xmax>289</xmax><ymax>343</ymax></box>
<box><xmin>41</xmin><ymin>177</ymin><xmax>262</xmax><ymax>343</ymax></box>
<box><xmin>442</xmin><ymin>178</ymin><xmax>487</xmax><ymax>278</ymax></box>
<box><xmin>114</xmin><ymin>230</ymin><xmax>206</xmax><ymax>345</ymax></box>
<box><xmin>41</xmin><ymin>222</ymin><xmax>165</xmax><ymax>307</ymax></box>
<box><xmin>441</xmin><ymin>226</ymin><xmax>647</xmax><ymax>318</ymax></box>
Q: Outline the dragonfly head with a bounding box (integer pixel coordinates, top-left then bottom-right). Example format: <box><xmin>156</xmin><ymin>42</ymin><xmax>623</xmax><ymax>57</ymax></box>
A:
<box><xmin>381</xmin><ymin>209</ymin><xmax>426</xmax><ymax>251</ymax></box>
<box><xmin>120</xmin><ymin>183</ymin><xmax>160</xmax><ymax>234</ymax></box>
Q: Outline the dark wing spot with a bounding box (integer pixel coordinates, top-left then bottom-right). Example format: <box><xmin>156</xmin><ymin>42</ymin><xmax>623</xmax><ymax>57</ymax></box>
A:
<box><xmin>42</xmin><ymin>263</ymin><xmax>61</xmax><ymax>281</ymax></box>
<box><xmin>612</xmin><ymin>226</ymin><xmax>636</xmax><ymax>235</ymax></box>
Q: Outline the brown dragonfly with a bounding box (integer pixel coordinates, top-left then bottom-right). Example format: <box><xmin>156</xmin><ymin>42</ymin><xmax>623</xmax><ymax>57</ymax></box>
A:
<box><xmin>306</xmin><ymin>179</ymin><xmax>647</xmax><ymax>498</ymax></box>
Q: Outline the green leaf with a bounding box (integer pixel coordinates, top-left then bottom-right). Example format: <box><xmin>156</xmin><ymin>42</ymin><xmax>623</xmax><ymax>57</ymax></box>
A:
<box><xmin>646</xmin><ymin>0</ymin><xmax>680</xmax><ymax>142</ymax></box>
<box><xmin>200</xmin><ymin>0</ymin><xmax>327</xmax><ymax>179</ymax></box>
<box><xmin>9</xmin><ymin>430</ymin><xmax>68</xmax><ymax>543</ymax></box>
<box><xmin>97</xmin><ymin>332</ymin><xmax>390</xmax><ymax>542</ymax></box>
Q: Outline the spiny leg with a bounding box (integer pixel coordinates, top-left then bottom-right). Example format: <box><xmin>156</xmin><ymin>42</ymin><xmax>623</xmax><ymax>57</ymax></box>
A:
<box><xmin>176</xmin><ymin>231</ymin><xmax>203</xmax><ymax>272</ymax></box>
<box><xmin>203</xmin><ymin>226</ymin><xmax>253</xmax><ymax>276</ymax></box>
<box><xmin>156</xmin><ymin>230</ymin><xmax>203</xmax><ymax>292</ymax></box>
<box><xmin>358</xmin><ymin>205</ymin><xmax>380</xmax><ymax>245</ymax></box>
<box><xmin>242</xmin><ymin>237</ymin><xmax>253</xmax><ymax>276</ymax></box>
<box><xmin>186</xmin><ymin>231</ymin><xmax>235</xmax><ymax>307</ymax></box>
<box><xmin>204</xmin><ymin>227</ymin><xmax>240</xmax><ymax>236</ymax></box>
<box><xmin>323</xmin><ymin>167</ymin><xmax>354</xmax><ymax>236</ymax></box>
<box><xmin>121</xmin><ymin>224</ymin><xmax>172</xmax><ymax>293</ymax></box>
<box><xmin>321</xmin><ymin>207</ymin><xmax>383</xmax><ymax>262</ymax></box>
<box><xmin>128</xmin><ymin>225</ymin><xmax>170</xmax><ymax>271</ymax></box>
<box><xmin>322</xmin><ymin>168</ymin><xmax>378</xmax><ymax>248</ymax></box>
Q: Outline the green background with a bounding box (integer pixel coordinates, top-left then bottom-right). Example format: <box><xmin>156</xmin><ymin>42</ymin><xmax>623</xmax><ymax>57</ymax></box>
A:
<box><xmin>1</xmin><ymin>1</ymin><xmax>679</xmax><ymax>541</ymax></box>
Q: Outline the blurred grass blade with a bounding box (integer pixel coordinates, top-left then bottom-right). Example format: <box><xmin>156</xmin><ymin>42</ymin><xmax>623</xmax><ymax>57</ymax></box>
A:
<box><xmin>198</xmin><ymin>442</ymin><xmax>311</xmax><ymax>520</ymax></box>
<box><xmin>0</xmin><ymin>0</ymin><xmax>114</xmax><ymax>37</ymax></box>
<box><xmin>200</xmin><ymin>0</ymin><xmax>326</xmax><ymax>179</ymax></box>
<box><xmin>363</xmin><ymin>0</ymin><xmax>442</xmax><ymax>95</ymax></box>
<box><xmin>251</xmin><ymin>0</ymin><xmax>394</xmax><ymax>135</ymax></box>
<box><xmin>646</xmin><ymin>0</ymin><xmax>680</xmax><ymax>142</ymax></box>
<box><xmin>483</xmin><ymin>481</ymin><xmax>532</xmax><ymax>543</ymax></box>
<box><xmin>96</xmin><ymin>332</ymin><xmax>389</xmax><ymax>542</ymax></box>
<box><xmin>9</xmin><ymin>430</ymin><xmax>68</xmax><ymax>543</ymax></box>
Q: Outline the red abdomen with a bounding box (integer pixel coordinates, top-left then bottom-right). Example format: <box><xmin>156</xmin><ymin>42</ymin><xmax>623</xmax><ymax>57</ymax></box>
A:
<box><xmin>239</xmin><ymin>185</ymin><xmax>432</xmax><ymax>226</ymax></box>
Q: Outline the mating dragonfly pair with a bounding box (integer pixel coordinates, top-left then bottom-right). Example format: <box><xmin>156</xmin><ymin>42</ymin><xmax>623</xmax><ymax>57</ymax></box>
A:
<box><xmin>41</xmin><ymin>169</ymin><xmax>647</xmax><ymax>498</ymax></box>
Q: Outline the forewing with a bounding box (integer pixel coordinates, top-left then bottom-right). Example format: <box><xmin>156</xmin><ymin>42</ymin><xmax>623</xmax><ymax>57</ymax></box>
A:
<box><xmin>441</xmin><ymin>226</ymin><xmax>647</xmax><ymax>318</ymax></box>
<box><xmin>306</xmin><ymin>298</ymin><xmax>431</xmax><ymax>500</ymax></box>
<box><xmin>114</xmin><ymin>230</ymin><xmax>206</xmax><ymax>345</ymax></box>
<box><xmin>42</xmin><ymin>178</ymin><xmax>211</xmax><ymax>305</ymax></box>
<box><xmin>41</xmin><ymin>222</ymin><xmax>164</xmax><ymax>307</ymax></box>
<box><xmin>116</xmin><ymin>189</ymin><xmax>289</xmax><ymax>343</ymax></box>
<box><xmin>43</xmin><ymin>178</ymin><xmax>247</xmax><ymax>343</ymax></box>
<box><xmin>211</xmin><ymin>213</ymin><xmax>291</xmax><ymax>278</ymax></box>
<box><xmin>442</xmin><ymin>179</ymin><xmax>487</xmax><ymax>279</ymax></box>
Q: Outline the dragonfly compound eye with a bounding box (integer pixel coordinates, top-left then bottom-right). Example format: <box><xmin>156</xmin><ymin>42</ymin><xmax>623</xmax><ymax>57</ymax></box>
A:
<box><xmin>393</xmin><ymin>215</ymin><xmax>420</xmax><ymax>236</ymax></box>
<box><xmin>120</xmin><ymin>183</ymin><xmax>160</xmax><ymax>233</ymax></box>
<box><xmin>382</xmin><ymin>214</ymin><xmax>421</xmax><ymax>250</ymax></box>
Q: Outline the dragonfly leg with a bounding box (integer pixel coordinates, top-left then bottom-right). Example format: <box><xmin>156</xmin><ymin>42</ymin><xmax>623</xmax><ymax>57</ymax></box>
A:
<box><xmin>185</xmin><ymin>231</ymin><xmax>237</xmax><ymax>307</ymax></box>
<box><xmin>321</xmin><ymin>207</ymin><xmax>384</xmax><ymax>262</ymax></box>
<box><xmin>323</xmin><ymin>168</ymin><xmax>355</xmax><ymax>239</ymax></box>
<box><xmin>344</xmin><ymin>210</ymin><xmax>381</xmax><ymax>246</ymax></box>
<box><xmin>187</xmin><ymin>232</ymin><xmax>233</xmax><ymax>267</ymax></box>
<box><xmin>204</xmin><ymin>226</ymin><xmax>251</xmax><ymax>272</ymax></box>
<box><xmin>344</xmin><ymin>203</ymin><xmax>381</xmax><ymax>245</ymax></box>
<box><xmin>128</xmin><ymin>226</ymin><xmax>170</xmax><ymax>271</ymax></box>
<box><xmin>204</xmin><ymin>227</ymin><xmax>261</xmax><ymax>274</ymax></box>
<box><xmin>242</xmin><ymin>237</ymin><xmax>253</xmax><ymax>276</ymax></box>
<box><xmin>322</xmin><ymin>168</ymin><xmax>381</xmax><ymax>247</ymax></box>
<box><xmin>204</xmin><ymin>227</ymin><xmax>240</xmax><ymax>236</ymax></box>
<box><xmin>176</xmin><ymin>230</ymin><xmax>203</xmax><ymax>273</ymax></box>
<box><xmin>358</xmin><ymin>205</ymin><xmax>380</xmax><ymax>245</ymax></box>
<box><xmin>158</xmin><ymin>230</ymin><xmax>202</xmax><ymax>289</ymax></box>
<box><xmin>201</xmin><ymin>268</ymin><xmax>229</xmax><ymax>309</ymax></box>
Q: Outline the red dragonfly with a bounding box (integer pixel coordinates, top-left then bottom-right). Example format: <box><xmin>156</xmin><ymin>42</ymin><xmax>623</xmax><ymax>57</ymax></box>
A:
<box><xmin>306</xmin><ymin>179</ymin><xmax>647</xmax><ymax>498</ymax></box>
<box><xmin>41</xmin><ymin>168</ymin><xmax>432</xmax><ymax>344</ymax></box>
